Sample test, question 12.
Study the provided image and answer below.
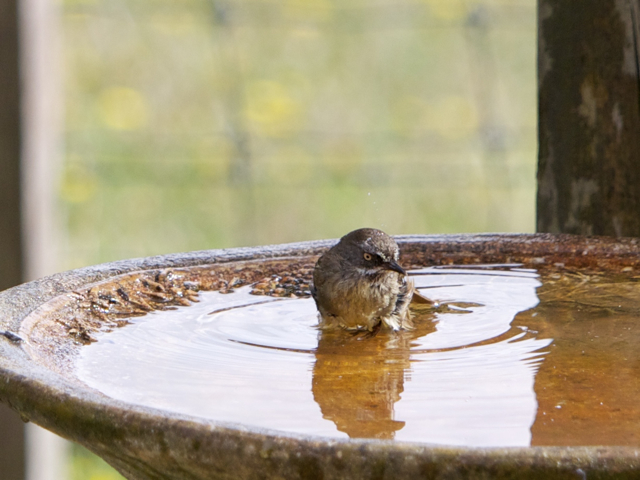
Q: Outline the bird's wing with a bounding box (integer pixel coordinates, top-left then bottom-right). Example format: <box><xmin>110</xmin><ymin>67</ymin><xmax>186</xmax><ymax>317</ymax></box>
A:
<box><xmin>410</xmin><ymin>289</ymin><xmax>434</xmax><ymax>305</ymax></box>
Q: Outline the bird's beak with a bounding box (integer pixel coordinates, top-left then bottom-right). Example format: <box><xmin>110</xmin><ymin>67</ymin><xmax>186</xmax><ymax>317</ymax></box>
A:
<box><xmin>385</xmin><ymin>260</ymin><xmax>406</xmax><ymax>275</ymax></box>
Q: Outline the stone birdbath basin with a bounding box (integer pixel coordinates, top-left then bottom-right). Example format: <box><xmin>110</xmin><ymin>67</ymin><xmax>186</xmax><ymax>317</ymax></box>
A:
<box><xmin>2</xmin><ymin>233</ymin><xmax>640</xmax><ymax>479</ymax></box>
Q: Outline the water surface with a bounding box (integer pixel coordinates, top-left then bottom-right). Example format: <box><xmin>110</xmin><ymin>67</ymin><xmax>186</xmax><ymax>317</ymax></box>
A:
<box><xmin>77</xmin><ymin>265</ymin><xmax>640</xmax><ymax>446</ymax></box>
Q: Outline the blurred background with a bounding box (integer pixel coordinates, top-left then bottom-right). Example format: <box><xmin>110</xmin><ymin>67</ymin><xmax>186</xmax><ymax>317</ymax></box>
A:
<box><xmin>16</xmin><ymin>0</ymin><xmax>537</xmax><ymax>477</ymax></box>
<box><xmin>60</xmin><ymin>0</ymin><xmax>537</xmax><ymax>271</ymax></box>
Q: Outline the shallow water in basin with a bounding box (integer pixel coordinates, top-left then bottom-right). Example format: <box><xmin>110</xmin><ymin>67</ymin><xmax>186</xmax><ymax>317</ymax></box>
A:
<box><xmin>77</xmin><ymin>265</ymin><xmax>640</xmax><ymax>447</ymax></box>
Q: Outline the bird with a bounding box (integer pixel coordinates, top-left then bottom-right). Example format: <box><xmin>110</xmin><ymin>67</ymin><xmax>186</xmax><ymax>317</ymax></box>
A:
<box><xmin>311</xmin><ymin>228</ymin><xmax>415</xmax><ymax>332</ymax></box>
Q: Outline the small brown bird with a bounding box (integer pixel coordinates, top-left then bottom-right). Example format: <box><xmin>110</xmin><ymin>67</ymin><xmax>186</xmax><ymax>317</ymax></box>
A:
<box><xmin>311</xmin><ymin>228</ymin><xmax>415</xmax><ymax>332</ymax></box>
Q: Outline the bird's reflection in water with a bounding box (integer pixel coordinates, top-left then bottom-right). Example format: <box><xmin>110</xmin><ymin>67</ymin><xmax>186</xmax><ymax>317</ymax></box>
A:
<box><xmin>311</xmin><ymin>307</ymin><xmax>437</xmax><ymax>439</ymax></box>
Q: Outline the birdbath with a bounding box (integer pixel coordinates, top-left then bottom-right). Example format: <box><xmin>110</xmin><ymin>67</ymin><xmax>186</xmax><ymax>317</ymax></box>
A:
<box><xmin>2</xmin><ymin>233</ymin><xmax>640</xmax><ymax>479</ymax></box>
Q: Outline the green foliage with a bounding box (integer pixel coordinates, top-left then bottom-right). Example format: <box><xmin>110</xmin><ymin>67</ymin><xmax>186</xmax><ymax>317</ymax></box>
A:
<box><xmin>70</xmin><ymin>444</ymin><xmax>125</xmax><ymax>480</ymax></box>
<box><xmin>60</xmin><ymin>0</ymin><xmax>537</xmax><ymax>271</ymax></box>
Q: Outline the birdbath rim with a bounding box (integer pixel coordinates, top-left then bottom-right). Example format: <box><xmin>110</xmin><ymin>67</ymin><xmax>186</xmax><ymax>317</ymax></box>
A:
<box><xmin>2</xmin><ymin>232</ymin><xmax>640</xmax><ymax>479</ymax></box>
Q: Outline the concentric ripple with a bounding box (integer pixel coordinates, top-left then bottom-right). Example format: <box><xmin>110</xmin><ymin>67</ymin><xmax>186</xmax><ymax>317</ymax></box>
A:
<box><xmin>78</xmin><ymin>265</ymin><xmax>552</xmax><ymax>446</ymax></box>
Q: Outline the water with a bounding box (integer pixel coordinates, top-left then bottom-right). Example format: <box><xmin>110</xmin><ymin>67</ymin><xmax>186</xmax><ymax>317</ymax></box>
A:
<box><xmin>77</xmin><ymin>265</ymin><xmax>640</xmax><ymax>447</ymax></box>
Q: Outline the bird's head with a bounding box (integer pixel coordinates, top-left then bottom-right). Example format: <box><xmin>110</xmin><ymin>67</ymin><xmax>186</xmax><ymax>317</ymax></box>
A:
<box><xmin>333</xmin><ymin>228</ymin><xmax>406</xmax><ymax>276</ymax></box>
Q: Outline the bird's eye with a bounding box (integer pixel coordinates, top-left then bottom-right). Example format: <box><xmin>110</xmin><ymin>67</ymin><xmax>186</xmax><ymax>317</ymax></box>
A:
<box><xmin>363</xmin><ymin>253</ymin><xmax>373</xmax><ymax>261</ymax></box>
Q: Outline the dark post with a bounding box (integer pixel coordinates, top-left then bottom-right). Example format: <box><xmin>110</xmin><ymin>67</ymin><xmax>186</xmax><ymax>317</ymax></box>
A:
<box><xmin>537</xmin><ymin>0</ymin><xmax>640</xmax><ymax>236</ymax></box>
<box><xmin>0</xmin><ymin>0</ymin><xmax>27</xmax><ymax>478</ymax></box>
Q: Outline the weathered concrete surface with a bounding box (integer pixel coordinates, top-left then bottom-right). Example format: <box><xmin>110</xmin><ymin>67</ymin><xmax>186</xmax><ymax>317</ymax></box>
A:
<box><xmin>3</xmin><ymin>235</ymin><xmax>640</xmax><ymax>479</ymax></box>
<box><xmin>537</xmin><ymin>0</ymin><xmax>640</xmax><ymax>236</ymax></box>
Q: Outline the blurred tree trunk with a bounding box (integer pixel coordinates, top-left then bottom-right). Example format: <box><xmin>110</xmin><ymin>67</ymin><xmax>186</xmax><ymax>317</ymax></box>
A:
<box><xmin>537</xmin><ymin>0</ymin><xmax>640</xmax><ymax>236</ymax></box>
<box><xmin>1</xmin><ymin>0</ymin><xmax>66</xmax><ymax>478</ymax></box>
<box><xmin>0</xmin><ymin>0</ymin><xmax>27</xmax><ymax>478</ymax></box>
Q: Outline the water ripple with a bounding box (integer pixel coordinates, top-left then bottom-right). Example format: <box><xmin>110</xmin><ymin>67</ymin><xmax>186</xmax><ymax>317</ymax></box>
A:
<box><xmin>78</xmin><ymin>266</ymin><xmax>552</xmax><ymax>445</ymax></box>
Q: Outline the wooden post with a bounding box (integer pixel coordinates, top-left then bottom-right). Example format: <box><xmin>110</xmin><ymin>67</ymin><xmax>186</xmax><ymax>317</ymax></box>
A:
<box><xmin>537</xmin><ymin>0</ymin><xmax>640</xmax><ymax>236</ymax></box>
<box><xmin>18</xmin><ymin>0</ymin><xmax>68</xmax><ymax>475</ymax></box>
<box><xmin>0</xmin><ymin>0</ymin><xmax>27</xmax><ymax>478</ymax></box>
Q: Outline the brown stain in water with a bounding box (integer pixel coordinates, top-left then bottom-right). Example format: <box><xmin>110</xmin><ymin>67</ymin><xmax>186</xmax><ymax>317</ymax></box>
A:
<box><xmin>526</xmin><ymin>271</ymin><xmax>640</xmax><ymax>446</ymax></box>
